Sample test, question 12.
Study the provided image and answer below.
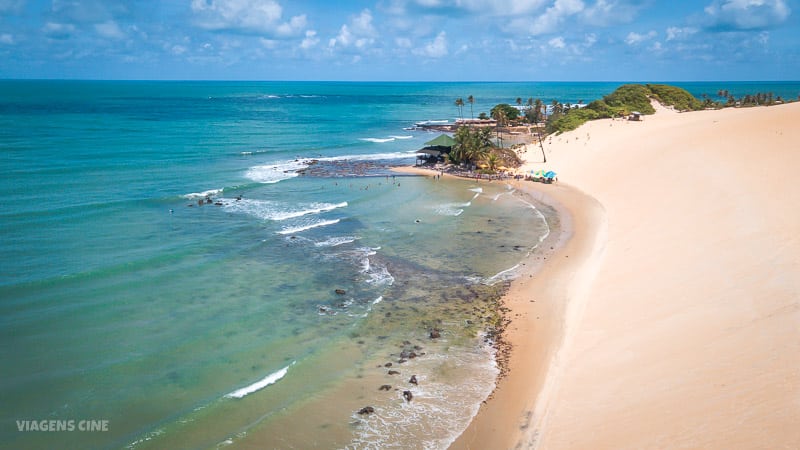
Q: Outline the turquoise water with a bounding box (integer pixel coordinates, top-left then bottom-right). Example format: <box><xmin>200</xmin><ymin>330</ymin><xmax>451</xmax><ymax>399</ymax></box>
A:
<box><xmin>2</xmin><ymin>80</ymin><xmax>798</xmax><ymax>449</ymax></box>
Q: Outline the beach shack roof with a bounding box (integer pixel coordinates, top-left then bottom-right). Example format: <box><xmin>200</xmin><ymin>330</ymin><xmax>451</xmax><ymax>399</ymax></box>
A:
<box><xmin>416</xmin><ymin>148</ymin><xmax>442</xmax><ymax>156</ymax></box>
<box><xmin>423</xmin><ymin>134</ymin><xmax>456</xmax><ymax>148</ymax></box>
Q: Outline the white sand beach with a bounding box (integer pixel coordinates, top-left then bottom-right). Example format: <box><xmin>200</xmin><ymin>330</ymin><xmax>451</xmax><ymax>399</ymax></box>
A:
<box><xmin>452</xmin><ymin>101</ymin><xmax>800</xmax><ymax>449</ymax></box>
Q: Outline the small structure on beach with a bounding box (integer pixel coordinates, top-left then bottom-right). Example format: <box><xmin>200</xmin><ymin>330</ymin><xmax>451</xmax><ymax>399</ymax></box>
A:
<box><xmin>629</xmin><ymin>111</ymin><xmax>642</xmax><ymax>121</ymax></box>
<box><xmin>416</xmin><ymin>134</ymin><xmax>456</xmax><ymax>165</ymax></box>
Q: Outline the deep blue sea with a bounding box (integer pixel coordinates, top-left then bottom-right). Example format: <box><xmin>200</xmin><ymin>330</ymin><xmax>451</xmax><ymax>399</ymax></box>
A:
<box><xmin>2</xmin><ymin>80</ymin><xmax>798</xmax><ymax>449</ymax></box>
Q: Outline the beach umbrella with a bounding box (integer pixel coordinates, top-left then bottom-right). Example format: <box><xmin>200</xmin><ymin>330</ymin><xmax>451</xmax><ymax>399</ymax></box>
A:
<box><xmin>533</xmin><ymin>169</ymin><xmax>547</xmax><ymax>178</ymax></box>
<box><xmin>544</xmin><ymin>170</ymin><xmax>557</xmax><ymax>178</ymax></box>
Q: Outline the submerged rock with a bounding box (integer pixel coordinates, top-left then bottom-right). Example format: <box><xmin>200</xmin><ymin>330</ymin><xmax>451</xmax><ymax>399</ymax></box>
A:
<box><xmin>388</xmin><ymin>370</ymin><xmax>400</xmax><ymax>375</ymax></box>
<box><xmin>402</xmin><ymin>390</ymin><xmax>413</xmax><ymax>402</ymax></box>
<box><xmin>358</xmin><ymin>406</ymin><xmax>375</xmax><ymax>415</ymax></box>
<box><xmin>429</xmin><ymin>329</ymin><xmax>441</xmax><ymax>339</ymax></box>
<box><xmin>379</xmin><ymin>385</ymin><xmax>392</xmax><ymax>391</ymax></box>
<box><xmin>335</xmin><ymin>289</ymin><xmax>346</xmax><ymax>295</ymax></box>
<box><xmin>409</xmin><ymin>375</ymin><xmax>418</xmax><ymax>385</ymax></box>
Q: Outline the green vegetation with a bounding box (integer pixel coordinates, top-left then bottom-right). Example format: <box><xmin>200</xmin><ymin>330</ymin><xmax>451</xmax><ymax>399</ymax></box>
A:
<box><xmin>546</xmin><ymin>108</ymin><xmax>601</xmax><ymax>133</ymax></box>
<box><xmin>490</xmin><ymin>103</ymin><xmax>520</xmax><ymax>121</ymax></box>
<box><xmin>448</xmin><ymin>126</ymin><xmax>493</xmax><ymax>166</ymax></box>
<box><xmin>602</xmin><ymin>84</ymin><xmax>656</xmax><ymax>114</ymax></box>
<box><xmin>647</xmin><ymin>84</ymin><xmax>703</xmax><ymax>111</ymax></box>
<box><xmin>546</xmin><ymin>83</ymin><xmax>701</xmax><ymax>133</ymax></box>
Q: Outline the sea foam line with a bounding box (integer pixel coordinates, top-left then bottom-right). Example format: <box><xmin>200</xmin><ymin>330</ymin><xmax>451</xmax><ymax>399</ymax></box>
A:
<box><xmin>517</xmin><ymin>198</ymin><xmax>551</xmax><ymax>243</ymax></box>
<box><xmin>278</xmin><ymin>219</ymin><xmax>341</xmax><ymax>235</ymax></box>
<box><xmin>184</xmin><ymin>188</ymin><xmax>223</xmax><ymax>199</ymax></box>
<box><xmin>225</xmin><ymin>362</ymin><xmax>296</xmax><ymax>399</ymax></box>
<box><xmin>483</xmin><ymin>264</ymin><xmax>521</xmax><ymax>285</ymax></box>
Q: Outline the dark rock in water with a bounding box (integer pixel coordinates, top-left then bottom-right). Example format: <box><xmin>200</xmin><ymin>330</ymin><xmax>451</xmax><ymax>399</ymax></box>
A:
<box><xmin>397</xmin><ymin>359</ymin><xmax>407</xmax><ymax>364</ymax></box>
<box><xmin>402</xmin><ymin>340</ymin><xmax>412</xmax><ymax>346</ymax></box>
<box><xmin>403</xmin><ymin>390</ymin><xmax>413</xmax><ymax>402</ymax></box>
<box><xmin>388</xmin><ymin>370</ymin><xmax>400</xmax><ymax>375</ymax></box>
<box><xmin>335</xmin><ymin>289</ymin><xmax>346</xmax><ymax>295</ymax></box>
<box><xmin>384</xmin><ymin>362</ymin><xmax>393</xmax><ymax>367</ymax></box>
<box><xmin>409</xmin><ymin>375</ymin><xmax>418</xmax><ymax>385</ymax></box>
<box><xmin>379</xmin><ymin>385</ymin><xmax>392</xmax><ymax>391</ymax></box>
<box><xmin>429</xmin><ymin>329</ymin><xmax>441</xmax><ymax>339</ymax></box>
<box><xmin>214</xmin><ymin>202</ymin><xmax>223</xmax><ymax>206</ymax></box>
<box><xmin>358</xmin><ymin>406</ymin><xmax>375</xmax><ymax>415</ymax></box>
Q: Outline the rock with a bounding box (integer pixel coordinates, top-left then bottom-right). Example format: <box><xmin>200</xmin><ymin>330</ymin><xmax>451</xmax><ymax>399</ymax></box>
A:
<box><xmin>384</xmin><ymin>362</ymin><xmax>393</xmax><ymax>367</ymax></box>
<box><xmin>388</xmin><ymin>370</ymin><xmax>400</xmax><ymax>375</ymax></box>
<box><xmin>429</xmin><ymin>329</ymin><xmax>441</xmax><ymax>339</ymax></box>
<box><xmin>335</xmin><ymin>289</ymin><xmax>346</xmax><ymax>295</ymax></box>
<box><xmin>358</xmin><ymin>406</ymin><xmax>375</xmax><ymax>415</ymax></box>
<box><xmin>403</xmin><ymin>390</ymin><xmax>413</xmax><ymax>402</ymax></box>
<box><xmin>409</xmin><ymin>375</ymin><xmax>418</xmax><ymax>385</ymax></box>
<box><xmin>379</xmin><ymin>385</ymin><xmax>392</xmax><ymax>391</ymax></box>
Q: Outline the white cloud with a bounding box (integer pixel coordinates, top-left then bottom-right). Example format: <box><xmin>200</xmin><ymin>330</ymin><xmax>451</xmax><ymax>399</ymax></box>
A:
<box><xmin>191</xmin><ymin>0</ymin><xmax>307</xmax><ymax>36</ymax></box>
<box><xmin>0</xmin><ymin>0</ymin><xmax>24</xmax><ymax>14</ymax></box>
<box><xmin>329</xmin><ymin>9</ymin><xmax>377</xmax><ymax>49</ymax></box>
<box><xmin>704</xmin><ymin>0</ymin><xmax>790</xmax><ymax>30</ymax></box>
<box><xmin>665</xmin><ymin>26</ymin><xmax>698</xmax><ymax>41</ymax></box>
<box><xmin>413</xmin><ymin>31</ymin><xmax>448</xmax><ymax>57</ymax></box>
<box><xmin>300</xmin><ymin>30</ymin><xmax>319</xmax><ymax>49</ymax></box>
<box><xmin>530</xmin><ymin>0</ymin><xmax>586</xmax><ymax>36</ymax></box>
<box><xmin>0</xmin><ymin>33</ymin><xmax>13</xmax><ymax>44</ymax></box>
<box><xmin>548</xmin><ymin>36</ymin><xmax>566</xmax><ymax>48</ymax></box>
<box><xmin>404</xmin><ymin>0</ymin><xmax>548</xmax><ymax>16</ymax></box>
<box><xmin>42</xmin><ymin>22</ymin><xmax>76</xmax><ymax>39</ymax></box>
<box><xmin>94</xmin><ymin>20</ymin><xmax>124</xmax><ymax>39</ymax></box>
<box><xmin>625</xmin><ymin>30</ymin><xmax>656</xmax><ymax>45</ymax></box>
<box><xmin>581</xmin><ymin>0</ymin><xmax>643</xmax><ymax>26</ymax></box>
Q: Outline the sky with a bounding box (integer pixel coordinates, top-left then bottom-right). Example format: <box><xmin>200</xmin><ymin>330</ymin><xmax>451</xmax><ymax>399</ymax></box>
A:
<box><xmin>0</xmin><ymin>0</ymin><xmax>798</xmax><ymax>81</ymax></box>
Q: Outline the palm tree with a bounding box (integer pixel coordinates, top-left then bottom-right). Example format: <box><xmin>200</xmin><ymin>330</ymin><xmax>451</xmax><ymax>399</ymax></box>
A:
<box><xmin>493</xmin><ymin>109</ymin><xmax>507</xmax><ymax>148</ymax></box>
<box><xmin>467</xmin><ymin>95</ymin><xmax>475</xmax><ymax>119</ymax></box>
<box><xmin>485</xmin><ymin>153</ymin><xmax>500</xmax><ymax>172</ymax></box>
<box><xmin>455</xmin><ymin>98</ymin><xmax>464</xmax><ymax>119</ymax></box>
<box><xmin>534</xmin><ymin>98</ymin><xmax>543</xmax><ymax>124</ymax></box>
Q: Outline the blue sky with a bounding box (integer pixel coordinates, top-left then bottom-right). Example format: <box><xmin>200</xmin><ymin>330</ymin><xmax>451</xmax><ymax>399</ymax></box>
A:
<box><xmin>0</xmin><ymin>0</ymin><xmax>797</xmax><ymax>80</ymax></box>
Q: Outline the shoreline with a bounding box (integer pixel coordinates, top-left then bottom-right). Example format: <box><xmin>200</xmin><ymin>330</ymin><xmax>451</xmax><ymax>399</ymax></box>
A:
<box><xmin>394</xmin><ymin>165</ymin><xmax>607</xmax><ymax>449</ymax></box>
<box><xmin>401</xmin><ymin>101</ymin><xmax>800</xmax><ymax>449</ymax></box>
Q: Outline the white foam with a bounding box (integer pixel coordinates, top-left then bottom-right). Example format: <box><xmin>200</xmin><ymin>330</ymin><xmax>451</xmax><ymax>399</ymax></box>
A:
<box><xmin>364</xmin><ymin>264</ymin><xmax>394</xmax><ymax>286</ymax></box>
<box><xmin>314</xmin><ymin>236</ymin><xmax>358</xmax><ymax>247</ymax></box>
<box><xmin>360</xmin><ymin>137</ymin><xmax>395</xmax><ymax>143</ymax></box>
<box><xmin>469</xmin><ymin>187</ymin><xmax>483</xmax><ymax>193</ymax></box>
<box><xmin>435</xmin><ymin>206</ymin><xmax>464</xmax><ymax>216</ymax></box>
<box><xmin>184</xmin><ymin>188</ymin><xmax>223</xmax><ymax>199</ymax></box>
<box><xmin>389</xmin><ymin>135</ymin><xmax>413</xmax><ymax>140</ymax></box>
<box><xmin>517</xmin><ymin>198</ymin><xmax>551</xmax><ymax>243</ymax></box>
<box><xmin>245</xmin><ymin>152</ymin><xmax>415</xmax><ymax>184</ymax></box>
<box><xmin>277</xmin><ymin>219</ymin><xmax>341</xmax><ymax>235</ymax></box>
<box><xmin>372</xmin><ymin>296</ymin><xmax>383</xmax><ymax>305</ymax></box>
<box><xmin>222</xmin><ymin>199</ymin><xmax>348</xmax><ymax>222</ymax></box>
<box><xmin>246</xmin><ymin>160</ymin><xmax>308</xmax><ymax>184</ymax></box>
<box><xmin>225</xmin><ymin>362</ymin><xmax>295</xmax><ymax>399</ymax></box>
<box><xmin>483</xmin><ymin>263</ymin><xmax>521</xmax><ymax>285</ymax></box>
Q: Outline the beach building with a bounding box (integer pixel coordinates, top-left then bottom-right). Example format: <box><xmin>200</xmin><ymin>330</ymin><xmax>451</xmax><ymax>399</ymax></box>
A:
<box><xmin>416</xmin><ymin>134</ymin><xmax>456</xmax><ymax>165</ymax></box>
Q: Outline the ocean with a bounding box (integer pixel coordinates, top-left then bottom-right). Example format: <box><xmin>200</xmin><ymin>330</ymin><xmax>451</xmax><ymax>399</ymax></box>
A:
<box><xmin>2</xmin><ymin>80</ymin><xmax>799</xmax><ymax>449</ymax></box>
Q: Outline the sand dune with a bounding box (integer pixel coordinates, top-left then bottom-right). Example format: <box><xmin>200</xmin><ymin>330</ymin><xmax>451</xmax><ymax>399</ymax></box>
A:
<box><xmin>454</xmin><ymin>102</ymin><xmax>800</xmax><ymax>449</ymax></box>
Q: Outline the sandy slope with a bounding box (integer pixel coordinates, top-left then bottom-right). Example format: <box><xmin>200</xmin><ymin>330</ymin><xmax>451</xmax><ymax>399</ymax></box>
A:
<box><xmin>456</xmin><ymin>101</ymin><xmax>800</xmax><ymax>449</ymax></box>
